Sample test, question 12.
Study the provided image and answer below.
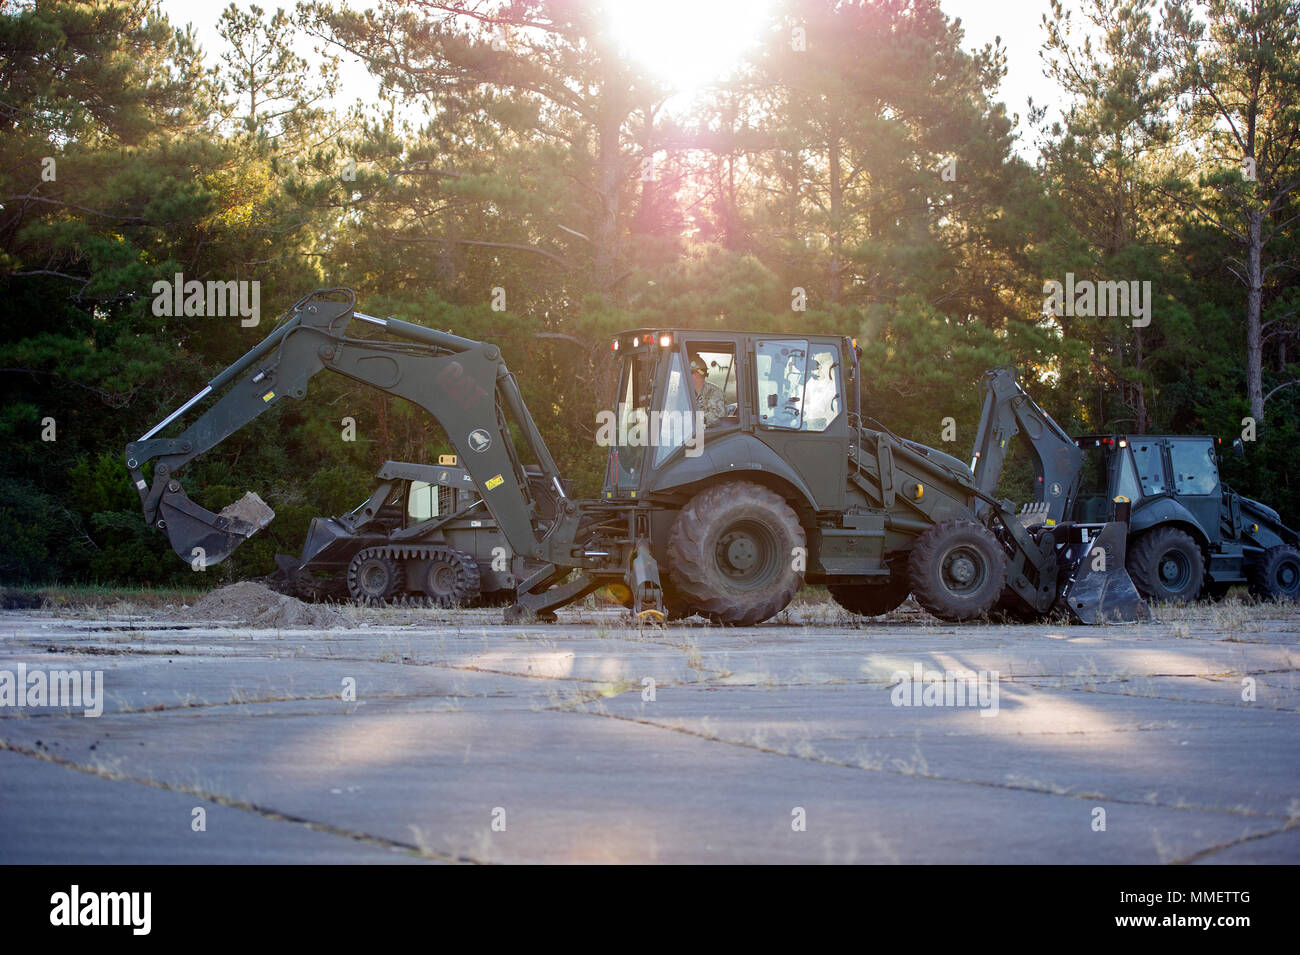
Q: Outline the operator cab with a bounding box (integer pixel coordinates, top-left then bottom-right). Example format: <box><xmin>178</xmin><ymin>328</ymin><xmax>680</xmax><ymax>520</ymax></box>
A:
<box><xmin>602</xmin><ymin>329</ymin><xmax>857</xmax><ymax>508</ymax></box>
<box><xmin>360</xmin><ymin>475</ymin><xmax>466</xmax><ymax>532</ymax></box>
<box><xmin>405</xmin><ymin>480</ymin><xmax>457</xmax><ymax>526</ymax></box>
<box><xmin>1072</xmin><ymin>434</ymin><xmax>1223</xmax><ymax>523</ymax></box>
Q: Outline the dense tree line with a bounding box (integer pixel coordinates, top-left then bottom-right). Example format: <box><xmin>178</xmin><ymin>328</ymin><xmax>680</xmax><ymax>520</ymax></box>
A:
<box><xmin>1</xmin><ymin>0</ymin><xmax>1296</xmax><ymax>585</ymax></box>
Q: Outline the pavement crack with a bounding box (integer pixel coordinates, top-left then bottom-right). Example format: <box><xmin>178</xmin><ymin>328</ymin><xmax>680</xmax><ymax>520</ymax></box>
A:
<box><xmin>557</xmin><ymin>707</ymin><xmax>1294</xmax><ymax>824</ymax></box>
<box><xmin>1015</xmin><ymin>678</ymin><xmax>1300</xmax><ymax>712</ymax></box>
<box><xmin>1171</xmin><ymin>820</ymin><xmax>1299</xmax><ymax>864</ymax></box>
<box><xmin>0</xmin><ymin>737</ymin><xmax>484</xmax><ymax>864</ymax></box>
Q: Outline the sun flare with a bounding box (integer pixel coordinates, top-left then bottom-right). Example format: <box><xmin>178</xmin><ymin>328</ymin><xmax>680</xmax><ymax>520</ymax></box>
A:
<box><xmin>604</xmin><ymin>0</ymin><xmax>776</xmax><ymax>92</ymax></box>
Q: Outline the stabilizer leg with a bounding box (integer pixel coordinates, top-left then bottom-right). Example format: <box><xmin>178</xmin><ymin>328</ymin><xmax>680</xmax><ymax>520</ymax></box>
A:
<box><xmin>629</xmin><ymin>539</ymin><xmax>665</xmax><ymax>623</ymax></box>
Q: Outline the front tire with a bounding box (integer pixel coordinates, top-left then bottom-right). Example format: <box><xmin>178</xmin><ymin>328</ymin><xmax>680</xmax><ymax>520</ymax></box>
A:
<box><xmin>1250</xmin><ymin>545</ymin><xmax>1300</xmax><ymax>600</ymax></box>
<box><xmin>667</xmin><ymin>481</ymin><xmax>805</xmax><ymax>626</ymax></box>
<box><xmin>908</xmin><ymin>520</ymin><xmax>1006</xmax><ymax>622</ymax></box>
<box><xmin>1127</xmin><ymin>527</ymin><xmax>1204</xmax><ymax>603</ymax></box>
<box><xmin>419</xmin><ymin>548</ymin><xmax>481</xmax><ymax>607</ymax></box>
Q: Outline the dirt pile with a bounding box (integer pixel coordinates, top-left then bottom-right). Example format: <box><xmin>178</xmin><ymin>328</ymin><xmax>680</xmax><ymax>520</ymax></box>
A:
<box><xmin>174</xmin><ymin>581</ymin><xmax>351</xmax><ymax>629</ymax></box>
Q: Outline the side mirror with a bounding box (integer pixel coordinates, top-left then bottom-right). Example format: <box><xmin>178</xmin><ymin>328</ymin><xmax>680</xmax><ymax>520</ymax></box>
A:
<box><xmin>1232</xmin><ymin>437</ymin><xmax>1245</xmax><ymax>459</ymax></box>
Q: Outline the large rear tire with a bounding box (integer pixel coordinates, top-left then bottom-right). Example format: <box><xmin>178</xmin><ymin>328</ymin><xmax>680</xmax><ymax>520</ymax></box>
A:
<box><xmin>1127</xmin><ymin>527</ymin><xmax>1203</xmax><ymax>603</ymax></box>
<box><xmin>667</xmin><ymin>481</ymin><xmax>805</xmax><ymax>626</ymax></box>
<box><xmin>1250</xmin><ymin>545</ymin><xmax>1300</xmax><ymax>601</ymax></box>
<box><xmin>908</xmin><ymin>520</ymin><xmax>1006</xmax><ymax>622</ymax></box>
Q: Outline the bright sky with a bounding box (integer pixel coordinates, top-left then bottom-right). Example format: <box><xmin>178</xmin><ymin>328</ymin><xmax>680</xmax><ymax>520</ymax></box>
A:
<box><xmin>160</xmin><ymin>0</ymin><xmax>1072</xmax><ymax>156</ymax></box>
<box><xmin>941</xmin><ymin>0</ymin><xmax>1068</xmax><ymax>144</ymax></box>
<box><xmin>606</xmin><ymin>0</ymin><xmax>777</xmax><ymax>92</ymax></box>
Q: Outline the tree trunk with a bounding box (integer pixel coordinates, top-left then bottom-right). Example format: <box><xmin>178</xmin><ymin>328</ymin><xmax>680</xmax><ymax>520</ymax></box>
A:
<box><xmin>828</xmin><ymin>133</ymin><xmax>842</xmax><ymax>305</ymax></box>
<box><xmin>1133</xmin><ymin>330</ymin><xmax>1148</xmax><ymax>433</ymax></box>
<box><xmin>726</xmin><ymin>153</ymin><xmax>737</xmax><ymax>251</ymax></box>
<box><xmin>1246</xmin><ymin>209</ymin><xmax>1265</xmax><ymax>422</ymax></box>
<box><xmin>593</xmin><ymin>108</ymin><xmax>624</xmax><ymax>301</ymax></box>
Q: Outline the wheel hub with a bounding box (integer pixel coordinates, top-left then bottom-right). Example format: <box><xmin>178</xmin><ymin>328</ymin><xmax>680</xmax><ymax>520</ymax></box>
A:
<box><xmin>361</xmin><ymin>565</ymin><xmax>387</xmax><ymax>592</ymax></box>
<box><xmin>713</xmin><ymin>521</ymin><xmax>778</xmax><ymax>588</ymax></box>
<box><xmin>430</xmin><ymin>563</ymin><xmax>456</xmax><ymax>595</ymax></box>
<box><xmin>724</xmin><ymin>536</ymin><xmax>757</xmax><ymax>571</ymax></box>
<box><xmin>949</xmin><ymin>556</ymin><xmax>975</xmax><ymax>584</ymax></box>
<box><xmin>941</xmin><ymin>546</ymin><xmax>985</xmax><ymax>594</ymax></box>
<box><xmin>1159</xmin><ymin>553</ymin><xmax>1188</xmax><ymax>587</ymax></box>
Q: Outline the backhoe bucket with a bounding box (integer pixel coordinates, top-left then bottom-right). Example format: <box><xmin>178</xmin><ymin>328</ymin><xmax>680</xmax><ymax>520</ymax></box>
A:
<box><xmin>1059</xmin><ymin>522</ymin><xmax>1149</xmax><ymax>624</ymax></box>
<box><xmin>157</xmin><ymin>490</ymin><xmax>274</xmax><ymax>567</ymax></box>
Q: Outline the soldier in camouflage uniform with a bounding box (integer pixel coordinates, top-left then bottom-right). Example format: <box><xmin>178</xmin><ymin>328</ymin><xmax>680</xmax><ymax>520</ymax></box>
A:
<box><xmin>691</xmin><ymin>356</ymin><xmax>726</xmax><ymax>427</ymax></box>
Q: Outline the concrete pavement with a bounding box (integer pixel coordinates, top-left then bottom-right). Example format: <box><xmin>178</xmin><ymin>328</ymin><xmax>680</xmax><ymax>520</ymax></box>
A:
<box><xmin>1</xmin><ymin>599</ymin><xmax>1296</xmax><ymax>863</ymax></box>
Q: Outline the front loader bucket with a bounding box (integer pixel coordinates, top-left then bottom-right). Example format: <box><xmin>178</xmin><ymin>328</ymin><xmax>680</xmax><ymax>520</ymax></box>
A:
<box><xmin>1059</xmin><ymin>522</ymin><xmax>1149</xmax><ymax>624</ymax></box>
<box><xmin>158</xmin><ymin>490</ymin><xmax>274</xmax><ymax>567</ymax></box>
<box><xmin>299</xmin><ymin>516</ymin><xmax>354</xmax><ymax>567</ymax></box>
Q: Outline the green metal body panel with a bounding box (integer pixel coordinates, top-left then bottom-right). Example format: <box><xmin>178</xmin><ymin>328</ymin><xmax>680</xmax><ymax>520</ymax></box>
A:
<box><xmin>600</xmin><ymin>328</ymin><xmax>992</xmax><ymax>583</ymax></box>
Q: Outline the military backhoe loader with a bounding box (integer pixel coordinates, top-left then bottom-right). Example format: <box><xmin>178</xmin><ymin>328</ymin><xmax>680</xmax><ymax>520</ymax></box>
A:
<box><xmin>126</xmin><ymin>288</ymin><xmax>1148</xmax><ymax>625</ymax></box>
<box><xmin>969</xmin><ymin>367</ymin><xmax>1300</xmax><ymax>609</ymax></box>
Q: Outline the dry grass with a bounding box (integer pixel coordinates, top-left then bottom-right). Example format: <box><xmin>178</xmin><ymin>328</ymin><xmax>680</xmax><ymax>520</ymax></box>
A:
<box><xmin>2</xmin><ymin>583</ymin><xmax>211</xmax><ymax>612</ymax></box>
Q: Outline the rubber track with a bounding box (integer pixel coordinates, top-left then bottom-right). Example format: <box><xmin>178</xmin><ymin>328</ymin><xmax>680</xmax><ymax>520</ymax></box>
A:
<box><xmin>346</xmin><ymin>545</ymin><xmax>481</xmax><ymax>608</ymax></box>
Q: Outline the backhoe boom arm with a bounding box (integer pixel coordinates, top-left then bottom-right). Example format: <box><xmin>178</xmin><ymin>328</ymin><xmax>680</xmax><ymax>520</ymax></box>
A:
<box><xmin>125</xmin><ymin>291</ymin><xmax>563</xmax><ymax>567</ymax></box>
<box><xmin>970</xmin><ymin>366</ymin><xmax>1083</xmax><ymax>523</ymax></box>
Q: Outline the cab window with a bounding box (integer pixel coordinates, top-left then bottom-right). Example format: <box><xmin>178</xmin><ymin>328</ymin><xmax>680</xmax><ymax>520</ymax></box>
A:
<box><xmin>654</xmin><ymin>351</ymin><xmax>696</xmax><ymax>467</ymax></box>
<box><xmin>755</xmin><ymin>339</ymin><xmax>840</xmax><ymax>432</ymax></box>
<box><xmin>1115</xmin><ymin>448</ymin><xmax>1141</xmax><ymax>502</ymax></box>
<box><xmin>756</xmin><ymin>339</ymin><xmax>803</xmax><ymax>429</ymax></box>
<box><xmin>1131</xmin><ymin>442</ymin><xmax>1167</xmax><ymax>496</ymax></box>
<box><xmin>687</xmin><ymin>345</ymin><xmax>738</xmax><ymax>419</ymax></box>
<box><xmin>612</xmin><ymin>350</ymin><xmax>654</xmax><ymax>489</ymax></box>
<box><xmin>407</xmin><ymin>481</ymin><xmax>439</xmax><ymax>522</ymax></box>
<box><xmin>1073</xmin><ymin>443</ymin><xmax>1112</xmax><ymax>522</ymax></box>
<box><xmin>1169</xmin><ymin>439</ymin><xmax>1219</xmax><ymax>496</ymax></box>
<box><xmin>803</xmin><ymin>345</ymin><xmax>841</xmax><ymax>431</ymax></box>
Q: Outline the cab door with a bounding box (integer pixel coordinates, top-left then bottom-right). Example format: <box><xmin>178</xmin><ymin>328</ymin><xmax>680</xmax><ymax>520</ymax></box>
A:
<box><xmin>1166</xmin><ymin>437</ymin><xmax>1222</xmax><ymax>538</ymax></box>
<box><xmin>751</xmin><ymin>338</ymin><xmax>848</xmax><ymax>510</ymax></box>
